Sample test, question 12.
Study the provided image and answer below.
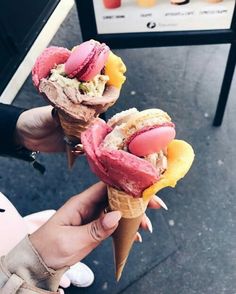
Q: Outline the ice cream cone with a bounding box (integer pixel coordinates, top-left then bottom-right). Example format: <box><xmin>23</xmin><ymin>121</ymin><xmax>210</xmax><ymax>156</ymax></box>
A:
<box><xmin>33</xmin><ymin>42</ymin><xmax>126</xmax><ymax>170</ymax></box>
<box><xmin>58</xmin><ymin>111</ymin><xmax>93</xmax><ymax>168</ymax></box>
<box><xmin>107</xmin><ymin>186</ymin><xmax>148</xmax><ymax>281</ymax></box>
<box><xmin>39</xmin><ymin>77</ymin><xmax>120</xmax><ymax>169</ymax></box>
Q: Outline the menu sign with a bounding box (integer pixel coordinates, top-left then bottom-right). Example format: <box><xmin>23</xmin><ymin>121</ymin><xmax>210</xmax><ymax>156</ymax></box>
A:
<box><xmin>93</xmin><ymin>0</ymin><xmax>235</xmax><ymax>34</ymax></box>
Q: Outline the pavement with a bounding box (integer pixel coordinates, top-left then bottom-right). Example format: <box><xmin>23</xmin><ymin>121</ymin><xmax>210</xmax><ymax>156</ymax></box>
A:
<box><xmin>1</xmin><ymin>5</ymin><xmax>236</xmax><ymax>294</ymax></box>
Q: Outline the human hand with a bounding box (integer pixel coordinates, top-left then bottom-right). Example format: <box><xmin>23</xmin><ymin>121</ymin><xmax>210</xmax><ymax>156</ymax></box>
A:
<box><xmin>136</xmin><ymin>195</ymin><xmax>167</xmax><ymax>242</ymax></box>
<box><xmin>30</xmin><ymin>182</ymin><xmax>165</xmax><ymax>269</ymax></box>
<box><xmin>14</xmin><ymin>106</ymin><xmax>65</xmax><ymax>152</ymax></box>
<box><xmin>30</xmin><ymin>182</ymin><xmax>122</xmax><ymax>270</ymax></box>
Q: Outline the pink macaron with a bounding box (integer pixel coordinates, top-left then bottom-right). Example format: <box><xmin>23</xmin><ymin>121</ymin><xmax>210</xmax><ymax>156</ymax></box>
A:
<box><xmin>64</xmin><ymin>40</ymin><xmax>110</xmax><ymax>81</ymax></box>
<box><xmin>128</xmin><ymin>126</ymin><xmax>176</xmax><ymax>157</ymax></box>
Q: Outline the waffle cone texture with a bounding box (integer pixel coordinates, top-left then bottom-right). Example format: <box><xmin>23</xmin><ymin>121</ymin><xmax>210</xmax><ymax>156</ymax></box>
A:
<box><xmin>58</xmin><ymin>111</ymin><xmax>93</xmax><ymax>168</ymax></box>
<box><xmin>107</xmin><ymin>186</ymin><xmax>148</xmax><ymax>281</ymax></box>
<box><xmin>58</xmin><ymin>111</ymin><xmax>93</xmax><ymax>141</ymax></box>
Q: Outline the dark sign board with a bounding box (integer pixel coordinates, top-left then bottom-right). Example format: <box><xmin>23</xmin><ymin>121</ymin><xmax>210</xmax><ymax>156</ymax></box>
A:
<box><xmin>95</xmin><ymin>0</ymin><xmax>234</xmax><ymax>33</ymax></box>
<box><xmin>76</xmin><ymin>0</ymin><xmax>236</xmax><ymax>48</ymax></box>
<box><xmin>75</xmin><ymin>0</ymin><xmax>236</xmax><ymax>125</ymax></box>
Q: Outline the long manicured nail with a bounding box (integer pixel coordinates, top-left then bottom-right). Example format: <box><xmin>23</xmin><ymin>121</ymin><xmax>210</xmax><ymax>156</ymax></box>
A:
<box><xmin>102</xmin><ymin>211</ymin><xmax>121</xmax><ymax>230</ymax></box>
<box><xmin>51</xmin><ymin>107</ymin><xmax>58</xmax><ymax>117</ymax></box>
<box><xmin>136</xmin><ymin>232</ymin><xmax>142</xmax><ymax>242</ymax></box>
<box><xmin>146</xmin><ymin>216</ymin><xmax>153</xmax><ymax>233</ymax></box>
<box><xmin>153</xmin><ymin>195</ymin><xmax>168</xmax><ymax>210</ymax></box>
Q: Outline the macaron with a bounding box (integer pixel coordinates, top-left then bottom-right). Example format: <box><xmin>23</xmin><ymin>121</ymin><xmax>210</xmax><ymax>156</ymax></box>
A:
<box><xmin>64</xmin><ymin>40</ymin><xmax>110</xmax><ymax>81</ymax></box>
<box><xmin>128</xmin><ymin>126</ymin><xmax>176</xmax><ymax>157</ymax></box>
<box><xmin>123</xmin><ymin>109</ymin><xmax>172</xmax><ymax>140</ymax></box>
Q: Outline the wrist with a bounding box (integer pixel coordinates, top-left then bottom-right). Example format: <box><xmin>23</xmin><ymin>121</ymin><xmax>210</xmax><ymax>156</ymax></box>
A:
<box><xmin>30</xmin><ymin>227</ymin><xmax>66</xmax><ymax>270</ymax></box>
<box><xmin>4</xmin><ymin>236</ymin><xmax>68</xmax><ymax>292</ymax></box>
<box><xmin>14</xmin><ymin>112</ymin><xmax>26</xmax><ymax>147</ymax></box>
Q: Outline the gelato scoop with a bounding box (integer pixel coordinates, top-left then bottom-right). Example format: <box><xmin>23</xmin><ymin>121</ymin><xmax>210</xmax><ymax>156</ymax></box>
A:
<box><xmin>82</xmin><ymin>108</ymin><xmax>177</xmax><ymax>197</ymax></box>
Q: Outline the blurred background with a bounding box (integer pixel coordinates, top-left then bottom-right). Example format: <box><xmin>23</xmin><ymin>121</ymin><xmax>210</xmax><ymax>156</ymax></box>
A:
<box><xmin>0</xmin><ymin>1</ymin><xmax>236</xmax><ymax>293</ymax></box>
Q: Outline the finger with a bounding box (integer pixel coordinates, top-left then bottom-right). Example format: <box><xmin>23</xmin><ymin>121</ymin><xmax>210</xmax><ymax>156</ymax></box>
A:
<box><xmin>54</xmin><ymin>182</ymin><xmax>108</xmax><ymax>226</ymax></box>
<box><xmin>140</xmin><ymin>214</ymin><xmax>153</xmax><ymax>233</ymax></box>
<box><xmin>59</xmin><ymin>275</ymin><xmax>71</xmax><ymax>288</ymax></box>
<box><xmin>134</xmin><ymin>232</ymin><xmax>142</xmax><ymax>243</ymax></box>
<box><xmin>36</xmin><ymin>105</ymin><xmax>59</xmax><ymax>128</ymax></box>
<box><xmin>78</xmin><ymin>182</ymin><xmax>107</xmax><ymax>204</ymax></box>
<box><xmin>68</xmin><ymin>182</ymin><xmax>108</xmax><ymax>213</ymax></box>
<box><xmin>78</xmin><ymin>182</ymin><xmax>108</xmax><ymax>223</ymax></box>
<box><xmin>51</xmin><ymin>107</ymin><xmax>61</xmax><ymax>125</ymax></box>
<box><xmin>152</xmin><ymin>195</ymin><xmax>168</xmax><ymax>210</ymax></box>
<box><xmin>45</xmin><ymin>105</ymin><xmax>60</xmax><ymax>127</ymax></box>
<box><xmin>59</xmin><ymin>211</ymin><xmax>121</xmax><ymax>264</ymax></box>
<box><xmin>75</xmin><ymin>211</ymin><xmax>121</xmax><ymax>246</ymax></box>
<box><xmin>147</xmin><ymin>197</ymin><xmax>161</xmax><ymax>209</ymax></box>
<box><xmin>57</xmin><ymin>182</ymin><xmax>106</xmax><ymax>214</ymax></box>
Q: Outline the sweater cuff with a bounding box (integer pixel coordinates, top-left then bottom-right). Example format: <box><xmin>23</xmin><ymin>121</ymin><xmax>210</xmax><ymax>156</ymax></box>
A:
<box><xmin>0</xmin><ymin>104</ymin><xmax>45</xmax><ymax>173</ymax></box>
<box><xmin>0</xmin><ymin>103</ymin><xmax>26</xmax><ymax>153</ymax></box>
<box><xmin>2</xmin><ymin>236</ymin><xmax>68</xmax><ymax>292</ymax></box>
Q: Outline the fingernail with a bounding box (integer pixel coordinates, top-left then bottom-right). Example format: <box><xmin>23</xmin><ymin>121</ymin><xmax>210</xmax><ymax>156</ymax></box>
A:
<box><xmin>146</xmin><ymin>216</ymin><xmax>153</xmax><ymax>233</ymax></box>
<box><xmin>136</xmin><ymin>232</ymin><xmax>142</xmax><ymax>243</ymax></box>
<box><xmin>51</xmin><ymin>108</ymin><xmax>58</xmax><ymax>117</ymax></box>
<box><xmin>153</xmin><ymin>195</ymin><xmax>168</xmax><ymax>210</ymax></box>
<box><xmin>102</xmin><ymin>211</ymin><xmax>121</xmax><ymax>230</ymax></box>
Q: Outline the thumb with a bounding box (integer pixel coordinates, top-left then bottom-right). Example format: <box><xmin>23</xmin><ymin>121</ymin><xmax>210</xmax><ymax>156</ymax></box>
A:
<box><xmin>40</xmin><ymin>106</ymin><xmax>60</xmax><ymax>128</ymax></box>
<box><xmin>81</xmin><ymin>211</ymin><xmax>121</xmax><ymax>245</ymax></box>
<box><xmin>38</xmin><ymin>106</ymin><xmax>60</xmax><ymax>129</ymax></box>
<box><xmin>51</xmin><ymin>107</ymin><xmax>61</xmax><ymax>126</ymax></box>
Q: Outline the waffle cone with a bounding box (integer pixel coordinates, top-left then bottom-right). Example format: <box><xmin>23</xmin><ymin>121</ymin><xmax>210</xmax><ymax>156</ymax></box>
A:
<box><xmin>58</xmin><ymin>111</ymin><xmax>93</xmax><ymax>168</ymax></box>
<box><xmin>107</xmin><ymin>186</ymin><xmax>148</xmax><ymax>281</ymax></box>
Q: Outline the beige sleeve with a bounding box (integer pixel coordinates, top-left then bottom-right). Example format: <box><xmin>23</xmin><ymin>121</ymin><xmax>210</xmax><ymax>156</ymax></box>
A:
<box><xmin>0</xmin><ymin>236</ymin><xmax>68</xmax><ymax>293</ymax></box>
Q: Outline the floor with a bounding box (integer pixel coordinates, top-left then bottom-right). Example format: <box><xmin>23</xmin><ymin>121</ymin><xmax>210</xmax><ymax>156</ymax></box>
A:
<box><xmin>0</xmin><ymin>5</ymin><xmax>236</xmax><ymax>294</ymax></box>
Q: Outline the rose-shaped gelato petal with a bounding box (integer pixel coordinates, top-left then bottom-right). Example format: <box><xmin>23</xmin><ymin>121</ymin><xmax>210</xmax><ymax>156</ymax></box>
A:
<box><xmin>81</xmin><ymin>120</ymin><xmax>159</xmax><ymax>196</ymax></box>
<box><xmin>32</xmin><ymin>46</ymin><xmax>71</xmax><ymax>88</ymax></box>
<box><xmin>98</xmin><ymin>149</ymin><xmax>160</xmax><ymax>196</ymax></box>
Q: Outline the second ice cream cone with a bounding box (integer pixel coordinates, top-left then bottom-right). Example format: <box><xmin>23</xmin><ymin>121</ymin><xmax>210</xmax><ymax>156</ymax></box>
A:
<box><xmin>107</xmin><ymin>186</ymin><xmax>148</xmax><ymax>281</ymax></box>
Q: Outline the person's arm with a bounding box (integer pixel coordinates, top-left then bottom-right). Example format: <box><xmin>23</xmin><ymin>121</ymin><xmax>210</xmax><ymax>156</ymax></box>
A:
<box><xmin>0</xmin><ymin>236</ymin><xmax>65</xmax><ymax>293</ymax></box>
<box><xmin>0</xmin><ymin>103</ymin><xmax>25</xmax><ymax>154</ymax></box>
<box><xmin>0</xmin><ymin>182</ymin><xmax>160</xmax><ymax>293</ymax></box>
<box><xmin>0</xmin><ymin>182</ymin><xmax>121</xmax><ymax>293</ymax></box>
<box><xmin>0</xmin><ymin>104</ymin><xmax>65</xmax><ymax>173</ymax></box>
